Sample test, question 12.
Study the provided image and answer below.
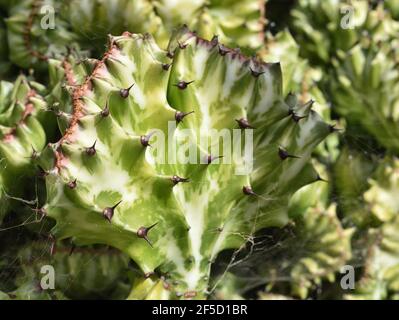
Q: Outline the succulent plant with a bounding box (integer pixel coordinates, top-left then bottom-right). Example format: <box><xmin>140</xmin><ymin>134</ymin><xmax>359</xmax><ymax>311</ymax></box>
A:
<box><xmin>4</xmin><ymin>0</ymin><xmax>77</xmax><ymax>70</ymax></box>
<box><xmin>333</xmin><ymin>149</ymin><xmax>399</xmax><ymax>299</ymax></box>
<box><xmin>34</xmin><ymin>27</ymin><xmax>332</xmax><ymax>299</ymax></box>
<box><xmin>261</xmin><ymin>30</ymin><xmax>318</xmax><ymax>98</ymax></box>
<box><xmin>12</xmin><ymin>241</ymin><xmax>131</xmax><ymax>299</ymax></box>
<box><xmin>58</xmin><ymin>0</ymin><xmax>164</xmax><ymax>51</ymax></box>
<box><xmin>345</xmin><ymin>216</ymin><xmax>399</xmax><ymax>300</ymax></box>
<box><xmin>330</xmin><ymin>37</ymin><xmax>399</xmax><ymax>154</ymax></box>
<box><xmin>333</xmin><ymin>146</ymin><xmax>378</xmax><ymax>228</ymax></box>
<box><xmin>260</xmin><ymin>30</ymin><xmax>339</xmax><ymax>162</ymax></box>
<box><xmin>226</xmin><ymin>162</ymin><xmax>353</xmax><ymax>299</ymax></box>
<box><xmin>290</xmin><ymin>1</ymin><xmax>399</xmax><ymax>154</ymax></box>
<box><xmin>161</xmin><ymin>0</ymin><xmax>265</xmax><ymax>50</ymax></box>
<box><xmin>363</xmin><ymin>157</ymin><xmax>399</xmax><ymax>224</ymax></box>
<box><xmin>65</xmin><ymin>0</ymin><xmax>265</xmax><ymax>50</ymax></box>
<box><xmin>334</xmin><ymin>147</ymin><xmax>399</xmax><ymax>224</ymax></box>
<box><xmin>1</xmin><ymin>0</ymin><xmax>396</xmax><ymax>302</ymax></box>
<box><xmin>286</xmin><ymin>204</ymin><xmax>352</xmax><ymax>299</ymax></box>
<box><xmin>2</xmin><ymin>0</ymin><xmax>264</xmax><ymax>70</ymax></box>
<box><xmin>0</xmin><ymin>75</ymin><xmax>48</xmax><ymax>210</ymax></box>
<box><xmin>291</xmin><ymin>0</ymin><xmax>397</xmax><ymax>65</ymax></box>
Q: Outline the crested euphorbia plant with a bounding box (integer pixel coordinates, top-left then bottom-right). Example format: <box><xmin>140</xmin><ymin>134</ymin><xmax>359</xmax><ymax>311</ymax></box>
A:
<box><xmin>35</xmin><ymin>27</ymin><xmax>332</xmax><ymax>299</ymax></box>
<box><xmin>2</xmin><ymin>0</ymin><xmax>265</xmax><ymax>70</ymax></box>
<box><xmin>0</xmin><ymin>75</ymin><xmax>47</xmax><ymax>224</ymax></box>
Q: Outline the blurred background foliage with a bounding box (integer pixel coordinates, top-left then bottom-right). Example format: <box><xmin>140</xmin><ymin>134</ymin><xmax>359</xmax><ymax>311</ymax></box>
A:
<box><xmin>0</xmin><ymin>0</ymin><xmax>398</xmax><ymax>300</ymax></box>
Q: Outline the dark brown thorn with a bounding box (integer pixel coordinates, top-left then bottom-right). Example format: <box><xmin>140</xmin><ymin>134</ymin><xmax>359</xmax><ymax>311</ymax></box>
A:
<box><xmin>171</xmin><ymin>175</ymin><xmax>190</xmax><ymax>186</ymax></box>
<box><xmin>329</xmin><ymin>124</ymin><xmax>342</xmax><ymax>133</ymax></box>
<box><xmin>102</xmin><ymin>200</ymin><xmax>122</xmax><ymax>223</ymax></box>
<box><xmin>85</xmin><ymin>140</ymin><xmax>97</xmax><ymax>156</ymax></box>
<box><xmin>137</xmin><ymin>223</ymin><xmax>158</xmax><ymax>247</ymax></box>
<box><xmin>249</xmin><ymin>67</ymin><xmax>265</xmax><ymax>78</ymax></box>
<box><xmin>37</xmin><ymin>166</ymin><xmax>49</xmax><ymax>178</ymax></box>
<box><xmin>207</xmin><ymin>155</ymin><xmax>223</xmax><ymax>164</ymax></box>
<box><xmin>69</xmin><ymin>243</ymin><xmax>76</xmax><ymax>256</ymax></box>
<box><xmin>166</xmin><ymin>51</ymin><xmax>175</xmax><ymax>59</ymax></box>
<box><xmin>175</xmin><ymin>110</ymin><xmax>194</xmax><ymax>124</ymax></box>
<box><xmin>48</xmin><ymin>234</ymin><xmax>56</xmax><ymax>256</ymax></box>
<box><xmin>67</xmin><ymin>179</ymin><xmax>77</xmax><ymax>189</ymax></box>
<box><xmin>305</xmin><ymin>99</ymin><xmax>315</xmax><ymax>109</ymax></box>
<box><xmin>100</xmin><ymin>103</ymin><xmax>110</xmax><ymax>117</ymax></box>
<box><xmin>242</xmin><ymin>186</ymin><xmax>257</xmax><ymax>196</ymax></box>
<box><xmin>211</xmin><ymin>35</ymin><xmax>219</xmax><ymax>46</ymax></box>
<box><xmin>291</xmin><ymin>113</ymin><xmax>307</xmax><ymax>122</ymax></box>
<box><xmin>140</xmin><ymin>132</ymin><xmax>154</xmax><ymax>147</ymax></box>
<box><xmin>65</xmin><ymin>46</ymin><xmax>72</xmax><ymax>56</ymax></box>
<box><xmin>177</xmin><ymin>41</ymin><xmax>188</xmax><ymax>49</ymax></box>
<box><xmin>166</xmin><ymin>51</ymin><xmax>174</xmax><ymax>59</ymax></box>
<box><xmin>278</xmin><ymin>147</ymin><xmax>300</xmax><ymax>160</ymax></box>
<box><xmin>174</xmin><ymin>80</ymin><xmax>194</xmax><ymax>90</ymax></box>
<box><xmin>236</xmin><ymin>118</ymin><xmax>255</xmax><ymax>129</ymax></box>
<box><xmin>218</xmin><ymin>44</ymin><xmax>229</xmax><ymax>56</ymax></box>
<box><xmin>119</xmin><ymin>83</ymin><xmax>134</xmax><ymax>98</ymax></box>
<box><xmin>162</xmin><ymin>63</ymin><xmax>171</xmax><ymax>71</ymax></box>
<box><xmin>31</xmin><ymin>145</ymin><xmax>38</xmax><ymax>160</ymax></box>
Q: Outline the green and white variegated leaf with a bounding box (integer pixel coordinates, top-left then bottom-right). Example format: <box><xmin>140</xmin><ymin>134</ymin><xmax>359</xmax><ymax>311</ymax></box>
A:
<box><xmin>0</xmin><ymin>75</ymin><xmax>47</xmax><ymax>191</ymax></box>
<box><xmin>288</xmin><ymin>160</ymin><xmax>329</xmax><ymax>219</ymax></box>
<box><xmin>39</xmin><ymin>27</ymin><xmax>330</xmax><ymax>298</ymax></box>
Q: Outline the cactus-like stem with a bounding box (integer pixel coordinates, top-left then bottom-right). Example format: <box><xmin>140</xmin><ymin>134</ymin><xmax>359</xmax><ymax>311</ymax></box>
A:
<box><xmin>38</xmin><ymin>27</ymin><xmax>330</xmax><ymax>298</ymax></box>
